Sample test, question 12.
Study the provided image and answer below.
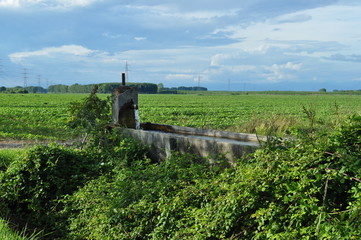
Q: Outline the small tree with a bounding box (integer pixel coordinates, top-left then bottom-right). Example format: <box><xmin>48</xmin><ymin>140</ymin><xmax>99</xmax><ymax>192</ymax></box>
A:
<box><xmin>68</xmin><ymin>85</ymin><xmax>111</xmax><ymax>145</ymax></box>
<box><xmin>319</xmin><ymin>88</ymin><xmax>327</xmax><ymax>92</ymax></box>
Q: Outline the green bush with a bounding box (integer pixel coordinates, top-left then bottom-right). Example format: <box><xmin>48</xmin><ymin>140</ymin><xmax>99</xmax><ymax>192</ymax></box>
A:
<box><xmin>66</xmin><ymin>153</ymin><xmax>212</xmax><ymax>239</ymax></box>
<box><xmin>0</xmin><ymin>218</ymin><xmax>41</xmax><ymax>240</ymax></box>
<box><xmin>1</xmin><ymin>115</ymin><xmax>360</xmax><ymax>239</ymax></box>
<box><xmin>0</xmin><ymin>149</ymin><xmax>24</xmax><ymax>172</ymax></box>
<box><xmin>65</xmin><ymin>115</ymin><xmax>361</xmax><ymax>239</ymax></box>
<box><xmin>0</xmin><ymin>145</ymin><xmax>104</xmax><ymax>237</ymax></box>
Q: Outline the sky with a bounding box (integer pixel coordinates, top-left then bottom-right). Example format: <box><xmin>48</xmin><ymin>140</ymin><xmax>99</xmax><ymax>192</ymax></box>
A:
<box><xmin>0</xmin><ymin>0</ymin><xmax>361</xmax><ymax>91</ymax></box>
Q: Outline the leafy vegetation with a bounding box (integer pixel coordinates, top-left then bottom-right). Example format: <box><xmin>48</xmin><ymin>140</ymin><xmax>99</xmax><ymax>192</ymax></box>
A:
<box><xmin>67</xmin><ymin>85</ymin><xmax>111</xmax><ymax>145</ymax></box>
<box><xmin>0</xmin><ymin>112</ymin><xmax>360</xmax><ymax>239</ymax></box>
<box><xmin>0</xmin><ymin>92</ymin><xmax>360</xmax><ymax>239</ymax></box>
<box><xmin>48</xmin><ymin>82</ymin><xmax>158</xmax><ymax>94</ymax></box>
<box><xmin>0</xmin><ymin>218</ymin><xmax>40</xmax><ymax>240</ymax></box>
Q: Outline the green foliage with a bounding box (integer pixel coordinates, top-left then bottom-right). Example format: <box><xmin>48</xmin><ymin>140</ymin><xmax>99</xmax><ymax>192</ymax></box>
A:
<box><xmin>63</xmin><ymin>115</ymin><xmax>361</xmax><ymax>239</ymax></box>
<box><xmin>0</xmin><ymin>144</ymin><xmax>104</xmax><ymax>237</ymax></box>
<box><xmin>0</xmin><ymin>218</ymin><xmax>41</xmax><ymax>240</ymax></box>
<box><xmin>66</xmin><ymin>152</ymin><xmax>211</xmax><ymax>240</ymax></box>
<box><xmin>67</xmin><ymin>85</ymin><xmax>111</xmax><ymax>135</ymax></box>
<box><xmin>0</xmin><ymin>149</ymin><xmax>24</xmax><ymax>171</ymax></box>
<box><xmin>48</xmin><ymin>82</ymin><xmax>159</xmax><ymax>94</ymax></box>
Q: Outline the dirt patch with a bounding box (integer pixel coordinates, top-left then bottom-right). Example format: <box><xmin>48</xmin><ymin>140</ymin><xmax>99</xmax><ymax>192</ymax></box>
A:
<box><xmin>0</xmin><ymin>140</ymin><xmax>79</xmax><ymax>149</ymax></box>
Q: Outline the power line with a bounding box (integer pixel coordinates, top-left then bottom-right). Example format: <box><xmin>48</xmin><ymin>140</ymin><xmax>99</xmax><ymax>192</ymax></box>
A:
<box><xmin>125</xmin><ymin>61</ymin><xmax>129</xmax><ymax>81</ymax></box>
<box><xmin>38</xmin><ymin>75</ymin><xmax>41</xmax><ymax>87</ymax></box>
<box><xmin>23</xmin><ymin>68</ymin><xmax>28</xmax><ymax>88</ymax></box>
<box><xmin>0</xmin><ymin>59</ymin><xmax>4</xmax><ymax>79</ymax></box>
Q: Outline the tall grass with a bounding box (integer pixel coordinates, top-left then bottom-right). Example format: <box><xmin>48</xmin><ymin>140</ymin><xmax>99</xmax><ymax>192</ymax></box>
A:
<box><xmin>0</xmin><ymin>149</ymin><xmax>25</xmax><ymax>170</ymax></box>
<box><xmin>0</xmin><ymin>218</ymin><xmax>40</xmax><ymax>240</ymax></box>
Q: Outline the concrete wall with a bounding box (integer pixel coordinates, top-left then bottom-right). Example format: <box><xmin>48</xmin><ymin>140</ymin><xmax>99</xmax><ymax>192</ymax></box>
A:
<box><xmin>117</xmin><ymin>126</ymin><xmax>261</xmax><ymax>165</ymax></box>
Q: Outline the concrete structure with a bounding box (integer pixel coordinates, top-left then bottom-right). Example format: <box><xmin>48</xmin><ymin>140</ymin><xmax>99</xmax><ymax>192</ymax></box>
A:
<box><xmin>117</xmin><ymin>123</ymin><xmax>263</xmax><ymax>164</ymax></box>
<box><xmin>112</xmin><ymin>86</ymin><xmax>138</xmax><ymax>128</ymax></box>
<box><xmin>111</xmin><ymin>76</ymin><xmax>262</xmax><ymax>163</ymax></box>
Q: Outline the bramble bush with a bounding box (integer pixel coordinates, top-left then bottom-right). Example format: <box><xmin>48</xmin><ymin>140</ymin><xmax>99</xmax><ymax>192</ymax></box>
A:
<box><xmin>0</xmin><ymin>145</ymin><xmax>105</xmax><ymax>237</ymax></box>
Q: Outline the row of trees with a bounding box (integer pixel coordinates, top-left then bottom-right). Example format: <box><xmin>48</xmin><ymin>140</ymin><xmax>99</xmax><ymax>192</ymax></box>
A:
<box><xmin>48</xmin><ymin>82</ymin><xmax>158</xmax><ymax>94</ymax></box>
<box><xmin>0</xmin><ymin>83</ymin><xmax>208</xmax><ymax>94</ymax></box>
<box><xmin>0</xmin><ymin>86</ymin><xmax>47</xmax><ymax>94</ymax></box>
<box><xmin>157</xmin><ymin>83</ymin><xmax>207</xmax><ymax>93</ymax></box>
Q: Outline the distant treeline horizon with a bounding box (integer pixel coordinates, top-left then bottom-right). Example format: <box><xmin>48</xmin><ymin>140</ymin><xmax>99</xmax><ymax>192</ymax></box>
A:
<box><xmin>1</xmin><ymin>84</ymin><xmax>360</xmax><ymax>95</ymax></box>
<box><xmin>0</xmin><ymin>83</ymin><xmax>208</xmax><ymax>94</ymax></box>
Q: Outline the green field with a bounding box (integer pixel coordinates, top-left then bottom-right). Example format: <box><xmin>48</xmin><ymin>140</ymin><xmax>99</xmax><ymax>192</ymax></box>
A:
<box><xmin>1</xmin><ymin>93</ymin><xmax>361</xmax><ymax>141</ymax></box>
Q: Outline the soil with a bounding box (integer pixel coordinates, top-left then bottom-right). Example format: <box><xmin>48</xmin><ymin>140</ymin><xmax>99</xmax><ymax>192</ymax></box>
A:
<box><xmin>0</xmin><ymin>140</ymin><xmax>78</xmax><ymax>149</ymax></box>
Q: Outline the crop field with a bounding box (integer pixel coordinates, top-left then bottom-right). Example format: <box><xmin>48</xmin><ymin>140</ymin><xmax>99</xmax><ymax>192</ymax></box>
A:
<box><xmin>139</xmin><ymin>94</ymin><xmax>361</xmax><ymax>133</ymax></box>
<box><xmin>0</xmin><ymin>93</ymin><xmax>360</xmax><ymax>141</ymax></box>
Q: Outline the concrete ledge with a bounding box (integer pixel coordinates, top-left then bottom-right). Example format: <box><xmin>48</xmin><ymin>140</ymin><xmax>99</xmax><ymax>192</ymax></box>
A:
<box><xmin>141</xmin><ymin>122</ymin><xmax>267</xmax><ymax>142</ymax></box>
<box><xmin>117</xmin><ymin>125</ymin><xmax>261</xmax><ymax>164</ymax></box>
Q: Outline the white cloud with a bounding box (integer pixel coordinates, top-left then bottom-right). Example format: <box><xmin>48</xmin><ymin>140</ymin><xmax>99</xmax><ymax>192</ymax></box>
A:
<box><xmin>0</xmin><ymin>0</ymin><xmax>99</xmax><ymax>9</ymax></box>
<box><xmin>166</xmin><ymin>74</ymin><xmax>193</xmax><ymax>80</ymax></box>
<box><xmin>134</xmin><ymin>37</ymin><xmax>147</xmax><ymax>41</ymax></box>
<box><xmin>263</xmin><ymin>62</ymin><xmax>303</xmax><ymax>81</ymax></box>
<box><xmin>9</xmin><ymin>45</ymin><xmax>95</xmax><ymax>63</ymax></box>
<box><xmin>0</xmin><ymin>0</ymin><xmax>20</xmax><ymax>7</ymax></box>
<box><xmin>214</xmin><ymin>4</ymin><xmax>361</xmax><ymax>46</ymax></box>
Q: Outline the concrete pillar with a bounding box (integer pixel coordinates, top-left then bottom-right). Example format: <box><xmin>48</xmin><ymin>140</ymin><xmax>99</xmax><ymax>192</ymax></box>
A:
<box><xmin>112</xmin><ymin>86</ymin><xmax>138</xmax><ymax>128</ymax></box>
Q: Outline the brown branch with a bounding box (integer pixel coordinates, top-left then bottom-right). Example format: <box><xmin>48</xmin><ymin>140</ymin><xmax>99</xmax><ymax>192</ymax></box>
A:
<box><xmin>325</xmin><ymin>168</ymin><xmax>361</xmax><ymax>183</ymax></box>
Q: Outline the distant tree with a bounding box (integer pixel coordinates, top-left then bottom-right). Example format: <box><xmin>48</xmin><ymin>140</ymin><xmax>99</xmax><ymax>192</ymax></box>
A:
<box><xmin>48</xmin><ymin>84</ymin><xmax>68</xmax><ymax>93</ymax></box>
<box><xmin>157</xmin><ymin>83</ymin><xmax>164</xmax><ymax>93</ymax></box>
<box><xmin>319</xmin><ymin>88</ymin><xmax>327</xmax><ymax>92</ymax></box>
<box><xmin>25</xmin><ymin>86</ymin><xmax>47</xmax><ymax>93</ymax></box>
<box><xmin>0</xmin><ymin>86</ymin><xmax>6</xmax><ymax>92</ymax></box>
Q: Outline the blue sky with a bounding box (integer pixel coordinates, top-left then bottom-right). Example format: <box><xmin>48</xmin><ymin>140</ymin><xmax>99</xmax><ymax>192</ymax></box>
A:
<box><xmin>0</xmin><ymin>0</ymin><xmax>361</xmax><ymax>91</ymax></box>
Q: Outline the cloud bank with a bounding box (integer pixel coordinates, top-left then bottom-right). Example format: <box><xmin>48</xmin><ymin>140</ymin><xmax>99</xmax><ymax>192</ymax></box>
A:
<box><xmin>1</xmin><ymin>0</ymin><xmax>361</xmax><ymax>90</ymax></box>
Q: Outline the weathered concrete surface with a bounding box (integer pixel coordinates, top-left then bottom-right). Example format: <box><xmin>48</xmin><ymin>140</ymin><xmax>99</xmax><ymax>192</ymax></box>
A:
<box><xmin>117</xmin><ymin>124</ymin><xmax>262</xmax><ymax>164</ymax></box>
<box><xmin>141</xmin><ymin>122</ymin><xmax>267</xmax><ymax>142</ymax></box>
<box><xmin>112</xmin><ymin>86</ymin><xmax>138</xmax><ymax>128</ymax></box>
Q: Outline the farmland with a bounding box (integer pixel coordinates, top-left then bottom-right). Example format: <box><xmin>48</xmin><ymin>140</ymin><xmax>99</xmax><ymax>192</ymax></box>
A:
<box><xmin>0</xmin><ymin>93</ymin><xmax>360</xmax><ymax>141</ymax></box>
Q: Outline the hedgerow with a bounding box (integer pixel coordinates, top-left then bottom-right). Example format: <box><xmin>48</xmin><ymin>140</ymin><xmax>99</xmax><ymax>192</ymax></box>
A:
<box><xmin>0</xmin><ymin>145</ymin><xmax>106</xmax><ymax>237</ymax></box>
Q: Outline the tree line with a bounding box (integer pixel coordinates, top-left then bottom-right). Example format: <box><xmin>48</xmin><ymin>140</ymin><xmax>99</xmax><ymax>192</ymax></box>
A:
<box><xmin>48</xmin><ymin>82</ymin><xmax>159</xmax><ymax>94</ymax></box>
<box><xmin>0</xmin><ymin>86</ymin><xmax>47</xmax><ymax>94</ymax></box>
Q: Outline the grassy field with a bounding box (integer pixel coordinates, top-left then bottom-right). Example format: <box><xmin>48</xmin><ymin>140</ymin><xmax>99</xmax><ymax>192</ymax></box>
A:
<box><xmin>0</xmin><ymin>93</ymin><xmax>360</xmax><ymax>141</ymax></box>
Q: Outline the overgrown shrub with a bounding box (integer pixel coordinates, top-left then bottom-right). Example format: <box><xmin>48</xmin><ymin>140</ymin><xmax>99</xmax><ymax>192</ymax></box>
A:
<box><xmin>1</xmin><ymin>115</ymin><xmax>360</xmax><ymax>239</ymax></box>
<box><xmin>65</xmin><ymin>115</ymin><xmax>361</xmax><ymax>239</ymax></box>
<box><xmin>0</xmin><ymin>145</ymin><xmax>104</xmax><ymax>237</ymax></box>
<box><xmin>65</xmin><ymin>153</ymin><xmax>212</xmax><ymax>239</ymax></box>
